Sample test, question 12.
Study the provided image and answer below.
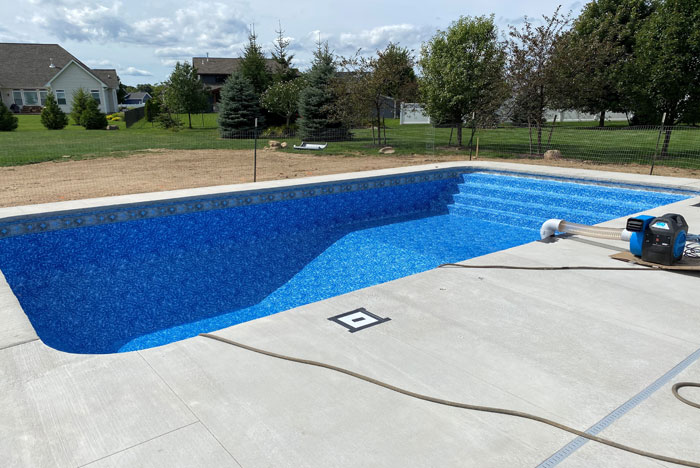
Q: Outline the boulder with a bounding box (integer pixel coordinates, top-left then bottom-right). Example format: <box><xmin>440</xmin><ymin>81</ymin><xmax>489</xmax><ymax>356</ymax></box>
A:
<box><xmin>106</xmin><ymin>125</ymin><xmax>119</xmax><ymax>130</ymax></box>
<box><xmin>280</xmin><ymin>142</ymin><xmax>288</xmax><ymax>148</ymax></box>
<box><xmin>543</xmin><ymin>149</ymin><xmax>562</xmax><ymax>160</ymax></box>
<box><xmin>268</xmin><ymin>140</ymin><xmax>281</xmax><ymax>148</ymax></box>
<box><xmin>378</xmin><ymin>146</ymin><xmax>395</xmax><ymax>154</ymax></box>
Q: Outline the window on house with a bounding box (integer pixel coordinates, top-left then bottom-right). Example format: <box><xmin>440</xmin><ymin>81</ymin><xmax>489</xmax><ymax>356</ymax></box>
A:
<box><xmin>55</xmin><ymin>90</ymin><xmax>66</xmax><ymax>105</ymax></box>
<box><xmin>12</xmin><ymin>90</ymin><xmax>22</xmax><ymax>106</ymax></box>
<box><xmin>39</xmin><ymin>90</ymin><xmax>48</xmax><ymax>106</ymax></box>
<box><xmin>90</xmin><ymin>89</ymin><xmax>101</xmax><ymax>104</ymax></box>
<box><xmin>23</xmin><ymin>90</ymin><xmax>39</xmax><ymax>106</ymax></box>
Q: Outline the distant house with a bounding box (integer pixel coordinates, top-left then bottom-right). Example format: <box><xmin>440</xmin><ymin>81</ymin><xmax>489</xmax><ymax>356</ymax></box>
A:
<box><xmin>0</xmin><ymin>43</ymin><xmax>120</xmax><ymax>114</ymax></box>
<box><xmin>123</xmin><ymin>92</ymin><xmax>151</xmax><ymax>107</ymax></box>
<box><xmin>192</xmin><ymin>56</ymin><xmax>294</xmax><ymax>110</ymax></box>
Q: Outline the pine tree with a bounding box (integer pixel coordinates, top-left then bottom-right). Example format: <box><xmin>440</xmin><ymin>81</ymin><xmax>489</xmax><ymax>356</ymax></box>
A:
<box><xmin>70</xmin><ymin>89</ymin><xmax>90</xmax><ymax>125</ymax></box>
<box><xmin>0</xmin><ymin>101</ymin><xmax>18</xmax><ymax>131</ymax></box>
<box><xmin>298</xmin><ymin>42</ymin><xmax>347</xmax><ymax>140</ymax></box>
<box><xmin>240</xmin><ymin>27</ymin><xmax>272</xmax><ymax>95</ymax></box>
<box><xmin>271</xmin><ymin>21</ymin><xmax>297</xmax><ymax>82</ymax></box>
<box><xmin>218</xmin><ymin>72</ymin><xmax>262</xmax><ymax>137</ymax></box>
<box><xmin>40</xmin><ymin>93</ymin><xmax>69</xmax><ymax>129</ymax></box>
<box><xmin>81</xmin><ymin>98</ymin><xmax>108</xmax><ymax>130</ymax></box>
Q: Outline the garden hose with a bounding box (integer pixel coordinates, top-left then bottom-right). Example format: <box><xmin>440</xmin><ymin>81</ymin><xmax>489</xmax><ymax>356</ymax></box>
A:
<box><xmin>200</xmin><ymin>332</ymin><xmax>700</xmax><ymax>468</ymax></box>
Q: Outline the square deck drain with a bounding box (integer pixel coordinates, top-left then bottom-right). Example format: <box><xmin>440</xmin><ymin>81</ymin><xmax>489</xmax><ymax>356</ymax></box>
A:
<box><xmin>328</xmin><ymin>308</ymin><xmax>390</xmax><ymax>333</ymax></box>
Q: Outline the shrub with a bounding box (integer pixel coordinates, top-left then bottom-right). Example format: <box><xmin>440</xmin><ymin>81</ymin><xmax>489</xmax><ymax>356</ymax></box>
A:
<box><xmin>81</xmin><ymin>98</ymin><xmax>108</xmax><ymax>130</ymax></box>
<box><xmin>144</xmin><ymin>98</ymin><xmax>161</xmax><ymax>122</ymax></box>
<box><xmin>156</xmin><ymin>113</ymin><xmax>182</xmax><ymax>130</ymax></box>
<box><xmin>0</xmin><ymin>101</ymin><xmax>18</xmax><ymax>131</ymax></box>
<box><xmin>40</xmin><ymin>93</ymin><xmax>69</xmax><ymax>129</ymax></box>
<box><xmin>70</xmin><ymin>89</ymin><xmax>90</xmax><ymax>125</ymax></box>
<box><xmin>261</xmin><ymin>124</ymin><xmax>297</xmax><ymax>137</ymax></box>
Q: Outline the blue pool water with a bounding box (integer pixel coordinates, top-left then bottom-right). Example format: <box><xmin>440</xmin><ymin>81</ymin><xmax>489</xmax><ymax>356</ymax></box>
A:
<box><xmin>0</xmin><ymin>172</ymin><xmax>690</xmax><ymax>353</ymax></box>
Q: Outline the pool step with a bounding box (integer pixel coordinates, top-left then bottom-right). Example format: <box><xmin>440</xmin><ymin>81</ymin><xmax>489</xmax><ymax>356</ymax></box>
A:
<box><xmin>450</xmin><ymin>192</ymin><xmax>619</xmax><ymax>226</ymax></box>
<box><xmin>447</xmin><ymin>204</ymin><xmax>546</xmax><ymax>231</ymax></box>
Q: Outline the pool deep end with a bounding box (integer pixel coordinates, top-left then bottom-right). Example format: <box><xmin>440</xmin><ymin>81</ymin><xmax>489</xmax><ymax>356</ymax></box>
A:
<box><xmin>0</xmin><ymin>172</ymin><xmax>689</xmax><ymax>354</ymax></box>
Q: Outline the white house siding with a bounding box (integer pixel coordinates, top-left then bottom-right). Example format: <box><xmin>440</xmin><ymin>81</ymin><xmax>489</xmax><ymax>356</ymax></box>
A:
<box><xmin>49</xmin><ymin>62</ymin><xmax>110</xmax><ymax>113</ymax></box>
<box><xmin>400</xmin><ymin>103</ymin><xmax>431</xmax><ymax>124</ymax></box>
<box><xmin>0</xmin><ymin>88</ymin><xmax>12</xmax><ymax>109</ymax></box>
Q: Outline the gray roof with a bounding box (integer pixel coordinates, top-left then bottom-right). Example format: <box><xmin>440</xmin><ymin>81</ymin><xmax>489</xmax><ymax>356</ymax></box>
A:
<box><xmin>0</xmin><ymin>43</ymin><xmax>119</xmax><ymax>89</ymax></box>
<box><xmin>124</xmin><ymin>91</ymin><xmax>151</xmax><ymax>100</ymax></box>
<box><xmin>192</xmin><ymin>57</ymin><xmax>283</xmax><ymax>75</ymax></box>
<box><xmin>92</xmin><ymin>69</ymin><xmax>119</xmax><ymax>89</ymax></box>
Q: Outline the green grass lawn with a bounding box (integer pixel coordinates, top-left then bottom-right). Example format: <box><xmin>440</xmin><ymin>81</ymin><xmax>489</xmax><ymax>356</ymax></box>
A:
<box><xmin>2</xmin><ymin>114</ymin><xmax>699</xmax><ymax>169</ymax></box>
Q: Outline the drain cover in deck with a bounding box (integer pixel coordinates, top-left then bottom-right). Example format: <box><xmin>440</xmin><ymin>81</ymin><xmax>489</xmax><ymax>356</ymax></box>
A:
<box><xmin>328</xmin><ymin>308</ymin><xmax>390</xmax><ymax>333</ymax></box>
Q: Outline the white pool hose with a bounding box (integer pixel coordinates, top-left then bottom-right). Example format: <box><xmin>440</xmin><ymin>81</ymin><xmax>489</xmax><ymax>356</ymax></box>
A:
<box><xmin>540</xmin><ymin>219</ymin><xmax>632</xmax><ymax>241</ymax></box>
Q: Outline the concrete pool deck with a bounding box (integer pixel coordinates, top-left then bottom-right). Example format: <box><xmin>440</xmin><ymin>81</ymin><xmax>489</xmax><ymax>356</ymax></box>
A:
<box><xmin>2</xmin><ymin>162</ymin><xmax>700</xmax><ymax>467</ymax></box>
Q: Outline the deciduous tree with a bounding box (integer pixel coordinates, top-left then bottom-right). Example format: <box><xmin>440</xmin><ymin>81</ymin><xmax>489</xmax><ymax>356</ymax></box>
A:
<box><xmin>261</xmin><ymin>78</ymin><xmax>304</xmax><ymax>129</ymax></box>
<box><xmin>420</xmin><ymin>15</ymin><xmax>508</xmax><ymax>147</ymax></box>
<box><xmin>163</xmin><ymin>61</ymin><xmax>208</xmax><ymax>129</ymax></box>
<box><xmin>507</xmin><ymin>7</ymin><xmax>570</xmax><ymax>153</ymax></box>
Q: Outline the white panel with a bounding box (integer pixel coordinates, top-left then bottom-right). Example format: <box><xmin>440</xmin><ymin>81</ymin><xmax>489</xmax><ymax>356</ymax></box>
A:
<box><xmin>50</xmin><ymin>63</ymin><xmax>103</xmax><ymax>113</ymax></box>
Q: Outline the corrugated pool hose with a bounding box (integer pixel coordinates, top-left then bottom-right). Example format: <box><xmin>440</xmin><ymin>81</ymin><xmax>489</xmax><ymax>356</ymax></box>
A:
<box><xmin>200</xmin><ymin>331</ymin><xmax>700</xmax><ymax>467</ymax></box>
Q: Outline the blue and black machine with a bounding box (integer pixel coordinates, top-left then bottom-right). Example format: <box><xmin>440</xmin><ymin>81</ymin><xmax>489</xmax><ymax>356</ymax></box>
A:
<box><xmin>626</xmin><ymin>213</ymin><xmax>689</xmax><ymax>266</ymax></box>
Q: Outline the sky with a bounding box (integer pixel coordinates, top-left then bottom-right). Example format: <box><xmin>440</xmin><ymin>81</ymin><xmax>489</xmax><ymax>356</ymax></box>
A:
<box><xmin>1</xmin><ymin>0</ymin><xmax>584</xmax><ymax>86</ymax></box>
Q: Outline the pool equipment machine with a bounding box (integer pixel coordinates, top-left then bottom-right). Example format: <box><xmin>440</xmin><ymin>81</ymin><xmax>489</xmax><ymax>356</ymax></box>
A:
<box><xmin>540</xmin><ymin>213</ymin><xmax>691</xmax><ymax>266</ymax></box>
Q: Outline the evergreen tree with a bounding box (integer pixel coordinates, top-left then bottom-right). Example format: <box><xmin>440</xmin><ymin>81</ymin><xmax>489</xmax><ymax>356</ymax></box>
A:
<box><xmin>271</xmin><ymin>21</ymin><xmax>297</xmax><ymax>82</ymax></box>
<box><xmin>297</xmin><ymin>42</ymin><xmax>347</xmax><ymax>140</ymax></box>
<box><xmin>81</xmin><ymin>98</ymin><xmax>108</xmax><ymax>130</ymax></box>
<box><xmin>240</xmin><ymin>27</ymin><xmax>272</xmax><ymax>95</ymax></box>
<box><xmin>0</xmin><ymin>101</ymin><xmax>18</xmax><ymax>131</ymax></box>
<box><xmin>218</xmin><ymin>72</ymin><xmax>262</xmax><ymax>137</ymax></box>
<box><xmin>70</xmin><ymin>88</ymin><xmax>90</xmax><ymax>125</ymax></box>
<box><xmin>40</xmin><ymin>93</ymin><xmax>69</xmax><ymax>129</ymax></box>
<box><xmin>144</xmin><ymin>98</ymin><xmax>161</xmax><ymax>122</ymax></box>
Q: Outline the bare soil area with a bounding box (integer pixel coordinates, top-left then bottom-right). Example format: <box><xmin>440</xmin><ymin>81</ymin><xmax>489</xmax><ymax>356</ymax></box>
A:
<box><xmin>2</xmin><ymin>149</ymin><xmax>698</xmax><ymax>208</ymax></box>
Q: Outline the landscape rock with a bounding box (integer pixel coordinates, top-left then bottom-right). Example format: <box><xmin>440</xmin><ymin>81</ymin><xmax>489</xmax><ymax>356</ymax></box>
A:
<box><xmin>106</xmin><ymin>125</ymin><xmax>119</xmax><ymax>130</ymax></box>
<box><xmin>268</xmin><ymin>140</ymin><xmax>281</xmax><ymax>148</ymax></box>
<box><xmin>544</xmin><ymin>149</ymin><xmax>562</xmax><ymax>160</ymax></box>
<box><xmin>280</xmin><ymin>142</ymin><xmax>287</xmax><ymax>148</ymax></box>
<box><xmin>379</xmin><ymin>146</ymin><xmax>395</xmax><ymax>154</ymax></box>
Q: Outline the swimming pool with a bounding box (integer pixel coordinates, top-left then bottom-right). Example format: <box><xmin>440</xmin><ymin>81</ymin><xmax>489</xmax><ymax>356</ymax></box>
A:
<box><xmin>0</xmin><ymin>170</ymin><xmax>691</xmax><ymax>354</ymax></box>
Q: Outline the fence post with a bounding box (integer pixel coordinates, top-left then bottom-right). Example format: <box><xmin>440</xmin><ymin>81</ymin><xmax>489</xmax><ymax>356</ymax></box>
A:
<box><xmin>253</xmin><ymin>118</ymin><xmax>258</xmax><ymax>182</ymax></box>
<box><xmin>650</xmin><ymin>112</ymin><xmax>666</xmax><ymax>176</ymax></box>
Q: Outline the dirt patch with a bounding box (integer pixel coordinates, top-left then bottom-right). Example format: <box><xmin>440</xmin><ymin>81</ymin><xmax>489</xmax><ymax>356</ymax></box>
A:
<box><xmin>1</xmin><ymin>149</ymin><xmax>697</xmax><ymax>208</ymax></box>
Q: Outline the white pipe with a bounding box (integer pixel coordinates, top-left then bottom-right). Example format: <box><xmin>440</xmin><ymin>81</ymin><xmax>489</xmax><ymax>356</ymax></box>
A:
<box><xmin>540</xmin><ymin>219</ymin><xmax>562</xmax><ymax>239</ymax></box>
<box><xmin>540</xmin><ymin>219</ymin><xmax>631</xmax><ymax>241</ymax></box>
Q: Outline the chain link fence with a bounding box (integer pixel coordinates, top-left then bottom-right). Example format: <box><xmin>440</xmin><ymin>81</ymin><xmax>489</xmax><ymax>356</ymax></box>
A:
<box><xmin>1</xmin><ymin>114</ymin><xmax>699</xmax><ymax>208</ymax></box>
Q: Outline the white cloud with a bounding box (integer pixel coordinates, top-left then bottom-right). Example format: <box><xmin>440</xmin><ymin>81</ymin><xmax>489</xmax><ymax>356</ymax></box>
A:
<box><xmin>120</xmin><ymin>66</ymin><xmax>152</xmax><ymax>76</ymax></box>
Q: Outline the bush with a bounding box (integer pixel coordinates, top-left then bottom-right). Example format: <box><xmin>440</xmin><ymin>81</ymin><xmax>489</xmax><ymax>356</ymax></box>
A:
<box><xmin>156</xmin><ymin>113</ymin><xmax>182</xmax><ymax>130</ymax></box>
<box><xmin>261</xmin><ymin>124</ymin><xmax>297</xmax><ymax>137</ymax></box>
<box><xmin>0</xmin><ymin>101</ymin><xmax>18</xmax><ymax>131</ymax></box>
<box><xmin>81</xmin><ymin>98</ymin><xmax>108</xmax><ymax>130</ymax></box>
<box><xmin>144</xmin><ymin>99</ymin><xmax>161</xmax><ymax>122</ymax></box>
<box><xmin>40</xmin><ymin>93</ymin><xmax>69</xmax><ymax>129</ymax></box>
<box><xmin>70</xmin><ymin>89</ymin><xmax>90</xmax><ymax>125</ymax></box>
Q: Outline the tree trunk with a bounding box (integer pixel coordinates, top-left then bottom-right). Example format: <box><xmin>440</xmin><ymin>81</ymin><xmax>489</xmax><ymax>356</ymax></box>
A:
<box><xmin>457</xmin><ymin>124</ymin><xmax>463</xmax><ymax>147</ymax></box>
<box><xmin>286</xmin><ymin>114</ymin><xmax>290</xmax><ymax>131</ymax></box>
<box><xmin>598</xmin><ymin>110</ymin><xmax>605</xmax><ymax>127</ymax></box>
<box><xmin>536</xmin><ymin>122</ymin><xmax>542</xmax><ymax>155</ymax></box>
<box><xmin>188</xmin><ymin>112</ymin><xmax>192</xmax><ymax>129</ymax></box>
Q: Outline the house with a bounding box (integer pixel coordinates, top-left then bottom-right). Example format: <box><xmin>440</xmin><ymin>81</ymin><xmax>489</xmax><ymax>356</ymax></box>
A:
<box><xmin>123</xmin><ymin>92</ymin><xmax>151</xmax><ymax>107</ymax></box>
<box><xmin>0</xmin><ymin>43</ymin><xmax>120</xmax><ymax>114</ymax></box>
<box><xmin>192</xmin><ymin>56</ymin><xmax>293</xmax><ymax>110</ymax></box>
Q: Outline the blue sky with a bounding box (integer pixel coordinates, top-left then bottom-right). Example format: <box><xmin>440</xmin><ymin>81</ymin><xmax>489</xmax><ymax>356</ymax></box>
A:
<box><xmin>3</xmin><ymin>0</ymin><xmax>584</xmax><ymax>85</ymax></box>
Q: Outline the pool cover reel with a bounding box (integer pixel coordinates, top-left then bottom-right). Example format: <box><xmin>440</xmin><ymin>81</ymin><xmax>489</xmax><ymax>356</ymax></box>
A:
<box><xmin>541</xmin><ymin>213</ymin><xmax>693</xmax><ymax>266</ymax></box>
